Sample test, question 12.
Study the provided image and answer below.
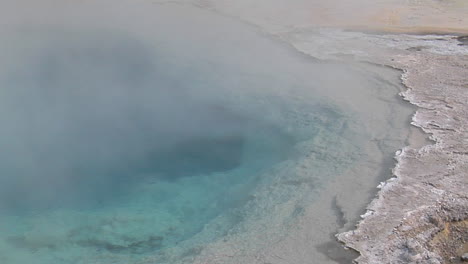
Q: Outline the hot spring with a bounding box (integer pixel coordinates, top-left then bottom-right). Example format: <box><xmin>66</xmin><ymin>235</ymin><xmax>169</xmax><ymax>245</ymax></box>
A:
<box><xmin>0</xmin><ymin>3</ymin><xmax>418</xmax><ymax>264</ymax></box>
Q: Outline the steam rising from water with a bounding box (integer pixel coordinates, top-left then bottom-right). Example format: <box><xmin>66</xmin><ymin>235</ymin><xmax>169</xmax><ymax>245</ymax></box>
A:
<box><xmin>0</xmin><ymin>31</ymin><xmax>264</xmax><ymax>210</ymax></box>
<box><xmin>0</xmin><ymin>2</ymin><xmax>414</xmax><ymax>264</ymax></box>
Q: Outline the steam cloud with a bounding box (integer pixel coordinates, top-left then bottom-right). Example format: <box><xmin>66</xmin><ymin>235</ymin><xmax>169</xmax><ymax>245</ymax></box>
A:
<box><xmin>0</xmin><ymin>2</ymin><xmax>266</xmax><ymax>210</ymax></box>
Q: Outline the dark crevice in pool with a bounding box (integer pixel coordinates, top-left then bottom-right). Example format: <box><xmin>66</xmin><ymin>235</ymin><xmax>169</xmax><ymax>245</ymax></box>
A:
<box><xmin>2</xmin><ymin>132</ymin><xmax>251</xmax><ymax>212</ymax></box>
<box><xmin>7</xmin><ymin>234</ymin><xmax>165</xmax><ymax>254</ymax></box>
<box><xmin>71</xmin><ymin>134</ymin><xmax>248</xmax><ymax>207</ymax></box>
<box><xmin>139</xmin><ymin>134</ymin><xmax>245</xmax><ymax>179</ymax></box>
<box><xmin>76</xmin><ymin>235</ymin><xmax>164</xmax><ymax>254</ymax></box>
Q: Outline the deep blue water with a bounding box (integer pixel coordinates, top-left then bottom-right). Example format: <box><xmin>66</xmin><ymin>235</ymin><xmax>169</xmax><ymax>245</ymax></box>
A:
<box><xmin>0</xmin><ymin>4</ymin><xmax>371</xmax><ymax>264</ymax></box>
<box><xmin>0</xmin><ymin>32</ymin><xmax>295</xmax><ymax>213</ymax></box>
<box><xmin>0</xmin><ymin>30</ymin><xmax>315</xmax><ymax>264</ymax></box>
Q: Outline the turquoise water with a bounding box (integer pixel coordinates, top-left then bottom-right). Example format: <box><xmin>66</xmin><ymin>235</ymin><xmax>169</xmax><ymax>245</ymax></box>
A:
<box><xmin>0</xmin><ymin>4</ymin><xmax>403</xmax><ymax>264</ymax></box>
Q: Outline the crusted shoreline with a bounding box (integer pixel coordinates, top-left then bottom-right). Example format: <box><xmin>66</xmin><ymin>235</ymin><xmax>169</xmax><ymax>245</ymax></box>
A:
<box><xmin>336</xmin><ymin>38</ymin><xmax>468</xmax><ymax>264</ymax></box>
<box><xmin>166</xmin><ymin>1</ymin><xmax>468</xmax><ymax>261</ymax></box>
<box><xmin>150</xmin><ymin>1</ymin><xmax>468</xmax><ymax>262</ymax></box>
<box><xmin>186</xmin><ymin>1</ymin><xmax>468</xmax><ymax>262</ymax></box>
<box><xmin>171</xmin><ymin>1</ymin><xmax>468</xmax><ymax>261</ymax></box>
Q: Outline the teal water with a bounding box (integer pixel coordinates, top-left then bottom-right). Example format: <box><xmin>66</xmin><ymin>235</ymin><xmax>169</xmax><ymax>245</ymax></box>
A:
<box><xmin>0</xmin><ymin>3</ymin><xmax>401</xmax><ymax>264</ymax></box>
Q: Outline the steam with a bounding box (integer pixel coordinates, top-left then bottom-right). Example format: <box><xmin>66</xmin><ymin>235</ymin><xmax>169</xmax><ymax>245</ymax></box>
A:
<box><xmin>0</xmin><ymin>0</ymin><xmax>361</xmax><ymax>211</ymax></box>
<box><xmin>0</xmin><ymin>28</ymin><xmax>250</xmax><ymax>209</ymax></box>
<box><xmin>0</xmin><ymin>1</ymin><xmax>267</xmax><ymax>210</ymax></box>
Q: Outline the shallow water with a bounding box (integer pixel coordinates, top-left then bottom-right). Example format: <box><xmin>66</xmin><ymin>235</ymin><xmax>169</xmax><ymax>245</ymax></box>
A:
<box><xmin>0</xmin><ymin>3</ymin><xmax>417</xmax><ymax>264</ymax></box>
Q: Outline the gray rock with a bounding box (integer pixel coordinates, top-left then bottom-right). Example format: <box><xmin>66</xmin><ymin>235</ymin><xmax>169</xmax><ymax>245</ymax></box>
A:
<box><xmin>461</xmin><ymin>253</ymin><xmax>468</xmax><ymax>261</ymax></box>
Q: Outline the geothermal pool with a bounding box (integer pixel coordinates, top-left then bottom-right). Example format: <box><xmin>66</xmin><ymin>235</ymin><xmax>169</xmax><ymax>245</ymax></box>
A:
<box><xmin>0</xmin><ymin>3</ymin><xmax>417</xmax><ymax>264</ymax></box>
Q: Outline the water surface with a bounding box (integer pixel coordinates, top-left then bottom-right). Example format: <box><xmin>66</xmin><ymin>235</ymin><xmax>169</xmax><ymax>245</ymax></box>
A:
<box><xmin>0</xmin><ymin>3</ymin><xmax>416</xmax><ymax>264</ymax></box>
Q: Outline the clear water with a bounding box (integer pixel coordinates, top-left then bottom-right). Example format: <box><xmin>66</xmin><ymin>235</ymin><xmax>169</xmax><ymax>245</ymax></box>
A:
<box><xmin>0</xmin><ymin>3</ymin><xmax>413</xmax><ymax>264</ymax></box>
